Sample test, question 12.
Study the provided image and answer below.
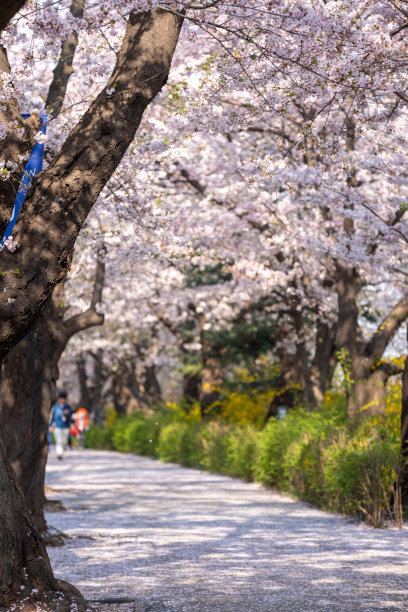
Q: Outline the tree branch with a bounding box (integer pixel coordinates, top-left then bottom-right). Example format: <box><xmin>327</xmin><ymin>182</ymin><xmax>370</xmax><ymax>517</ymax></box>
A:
<box><xmin>90</xmin><ymin>257</ymin><xmax>105</xmax><ymax>310</ymax></box>
<box><xmin>63</xmin><ymin>254</ymin><xmax>105</xmax><ymax>339</ymax></box>
<box><xmin>156</xmin><ymin>310</ymin><xmax>184</xmax><ymax>346</ymax></box>
<box><xmin>373</xmin><ymin>359</ymin><xmax>405</xmax><ymax>378</ymax></box>
<box><xmin>45</xmin><ymin>0</ymin><xmax>85</xmax><ymax>118</ymax></box>
<box><xmin>0</xmin><ymin>0</ymin><xmax>26</xmax><ymax>33</ymax></box>
<box><xmin>365</xmin><ymin>294</ymin><xmax>408</xmax><ymax>366</ymax></box>
<box><xmin>63</xmin><ymin>308</ymin><xmax>104</xmax><ymax>339</ymax></box>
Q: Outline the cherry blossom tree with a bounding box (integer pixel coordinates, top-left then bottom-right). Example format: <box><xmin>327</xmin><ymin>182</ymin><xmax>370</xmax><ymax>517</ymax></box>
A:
<box><xmin>3</xmin><ymin>0</ymin><xmax>408</xmax><ymax>607</ymax></box>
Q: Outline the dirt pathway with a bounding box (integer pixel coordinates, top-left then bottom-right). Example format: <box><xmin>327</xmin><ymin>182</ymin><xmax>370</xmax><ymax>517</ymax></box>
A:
<box><xmin>45</xmin><ymin>449</ymin><xmax>408</xmax><ymax>611</ymax></box>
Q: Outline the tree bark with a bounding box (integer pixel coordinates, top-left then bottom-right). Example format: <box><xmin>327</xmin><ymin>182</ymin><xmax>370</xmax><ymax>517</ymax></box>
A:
<box><xmin>182</xmin><ymin>370</ymin><xmax>201</xmax><ymax>404</ymax></box>
<box><xmin>265</xmin><ymin>352</ymin><xmax>301</xmax><ymax>421</ymax></box>
<box><xmin>199</xmin><ymin>355</ymin><xmax>223</xmax><ymax>414</ymax></box>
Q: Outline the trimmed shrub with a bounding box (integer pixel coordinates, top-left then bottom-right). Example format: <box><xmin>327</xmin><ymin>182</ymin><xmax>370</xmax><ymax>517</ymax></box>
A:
<box><xmin>157</xmin><ymin>421</ymin><xmax>204</xmax><ymax>467</ymax></box>
<box><xmin>225</xmin><ymin>425</ymin><xmax>259</xmax><ymax>481</ymax></box>
<box><xmin>85</xmin><ymin>391</ymin><xmax>402</xmax><ymax>527</ymax></box>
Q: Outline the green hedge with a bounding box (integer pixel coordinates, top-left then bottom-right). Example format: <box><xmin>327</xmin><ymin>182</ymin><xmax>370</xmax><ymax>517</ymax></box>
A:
<box><xmin>85</xmin><ymin>404</ymin><xmax>401</xmax><ymax>526</ymax></box>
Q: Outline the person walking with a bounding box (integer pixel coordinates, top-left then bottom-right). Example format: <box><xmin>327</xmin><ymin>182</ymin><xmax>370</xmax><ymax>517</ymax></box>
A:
<box><xmin>49</xmin><ymin>391</ymin><xmax>72</xmax><ymax>460</ymax></box>
<box><xmin>74</xmin><ymin>406</ymin><xmax>89</xmax><ymax>449</ymax></box>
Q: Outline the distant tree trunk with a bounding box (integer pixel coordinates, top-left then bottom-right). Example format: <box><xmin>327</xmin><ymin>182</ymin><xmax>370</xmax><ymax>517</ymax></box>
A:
<box><xmin>265</xmin><ymin>311</ymin><xmax>337</xmax><ymax>422</ymax></box>
<box><xmin>190</xmin><ymin>305</ymin><xmax>224</xmax><ymax>415</ymax></box>
<box><xmin>76</xmin><ymin>352</ymin><xmax>91</xmax><ymax>409</ymax></box>
<box><xmin>112</xmin><ymin>360</ymin><xmax>151</xmax><ymax>415</ymax></box>
<box><xmin>89</xmin><ymin>348</ymin><xmax>106</xmax><ymax>424</ymax></box>
<box><xmin>144</xmin><ymin>364</ymin><xmax>162</xmax><ymax>404</ymax></box>
<box><xmin>335</xmin><ymin>264</ymin><xmax>408</xmax><ymax>422</ymax></box>
<box><xmin>199</xmin><ymin>354</ymin><xmax>223</xmax><ymax>415</ymax></box>
<box><xmin>309</xmin><ymin>319</ymin><xmax>337</xmax><ymax>403</ymax></box>
<box><xmin>265</xmin><ymin>352</ymin><xmax>301</xmax><ymax>421</ymax></box>
<box><xmin>182</xmin><ymin>370</ymin><xmax>202</xmax><ymax>403</ymax></box>
<box><xmin>400</xmin><ymin>330</ymin><xmax>408</xmax><ymax>509</ymax></box>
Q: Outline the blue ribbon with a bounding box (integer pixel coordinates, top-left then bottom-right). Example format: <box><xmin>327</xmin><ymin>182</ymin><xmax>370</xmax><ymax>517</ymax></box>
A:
<box><xmin>1</xmin><ymin>113</ymin><xmax>47</xmax><ymax>246</ymax></box>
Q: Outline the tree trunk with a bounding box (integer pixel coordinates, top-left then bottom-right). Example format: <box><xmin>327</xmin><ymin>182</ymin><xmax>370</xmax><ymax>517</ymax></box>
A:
<box><xmin>90</xmin><ymin>349</ymin><xmax>106</xmax><ymax>425</ymax></box>
<box><xmin>0</xmin><ymin>9</ymin><xmax>183</xmax><ymax>362</ymax></box>
<box><xmin>309</xmin><ymin>319</ymin><xmax>337</xmax><ymax>404</ymax></box>
<box><xmin>0</xmin><ymin>0</ymin><xmax>27</xmax><ymax>33</ymax></box>
<box><xmin>265</xmin><ymin>352</ymin><xmax>301</xmax><ymax>421</ymax></box>
<box><xmin>199</xmin><ymin>355</ymin><xmax>223</xmax><ymax>415</ymax></box>
<box><xmin>1</xmin><ymin>301</ymin><xmax>63</xmax><ymax>533</ymax></box>
<box><xmin>182</xmin><ymin>370</ymin><xmax>202</xmax><ymax>404</ymax></box>
<box><xmin>1</xmin><ymin>261</ymin><xmax>104</xmax><ymax>534</ymax></box>
<box><xmin>144</xmin><ymin>364</ymin><xmax>162</xmax><ymax>404</ymax></box>
<box><xmin>0</xmin><ymin>423</ymin><xmax>86</xmax><ymax>610</ymax></box>
<box><xmin>400</xmin><ymin>331</ymin><xmax>408</xmax><ymax>509</ymax></box>
<box><xmin>348</xmin><ymin>369</ymin><xmax>388</xmax><ymax>419</ymax></box>
<box><xmin>112</xmin><ymin>360</ymin><xmax>151</xmax><ymax>415</ymax></box>
<box><xmin>335</xmin><ymin>264</ymin><xmax>408</xmax><ymax>422</ymax></box>
<box><xmin>76</xmin><ymin>352</ymin><xmax>91</xmax><ymax>409</ymax></box>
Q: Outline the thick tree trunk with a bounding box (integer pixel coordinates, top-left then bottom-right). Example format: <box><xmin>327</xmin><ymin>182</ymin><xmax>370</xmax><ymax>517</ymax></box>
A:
<box><xmin>0</xmin><ymin>0</ymin><xmax>26</xmax><ymax>33</ymax></box>
<box><xmin>348</xmin><ymin>369</ymin><xmax>388</xmax><ymax>418</ymax></box>
<box><xmin>0</xmin><ymin>425</ymin><xmax>85</xmax><ymax>610</ymax></box>
<box><xmin>1</xmin><ymin>261</ymin><xmax>104</xmax><ymax>533</ymax></box>
<box><xmin>1</xmin><ymin>301</ymin><xmax>63</xmax><ymax>533</ymax></box>
<box><xmin>1</xmin><ymin>345</ymin><xmax>52</xmax><ymax>534</ymax></box>
<box><xmin>335</xmin><ymin>264</ymin><xmax>408</xmax><ymax>422</ymax></box>
<box><xmin>0</xmin><ymin>9</ymin><xmax>183</xmax><ymax>361</ymax></box>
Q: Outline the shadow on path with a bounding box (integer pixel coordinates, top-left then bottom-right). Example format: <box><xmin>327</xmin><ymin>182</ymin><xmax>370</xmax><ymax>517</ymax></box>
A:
<box><xmin>46</xmin><ymin>450</ymin><xmax>408</xmax><ymax>612</ymax></box>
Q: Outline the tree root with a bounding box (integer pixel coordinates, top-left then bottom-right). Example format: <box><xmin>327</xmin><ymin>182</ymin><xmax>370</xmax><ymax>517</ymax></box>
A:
<box><xmin>3</xmin><ymin>579</ymin><xmax>87</xmax><ymax>611</ymax></box>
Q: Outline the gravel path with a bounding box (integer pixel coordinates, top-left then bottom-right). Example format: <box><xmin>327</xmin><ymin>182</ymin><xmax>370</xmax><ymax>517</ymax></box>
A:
<box><xmin>45</xmin><ymin>449</ymin><xmax>408</xmax><ymax>611</ymax></box>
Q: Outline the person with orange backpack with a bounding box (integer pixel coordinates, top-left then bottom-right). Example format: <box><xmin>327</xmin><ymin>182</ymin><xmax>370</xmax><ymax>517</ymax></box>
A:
<box><xmin>74</xmin><ymin>406</ymin><xmax>89</xmax><ymax>449</ymax></box>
